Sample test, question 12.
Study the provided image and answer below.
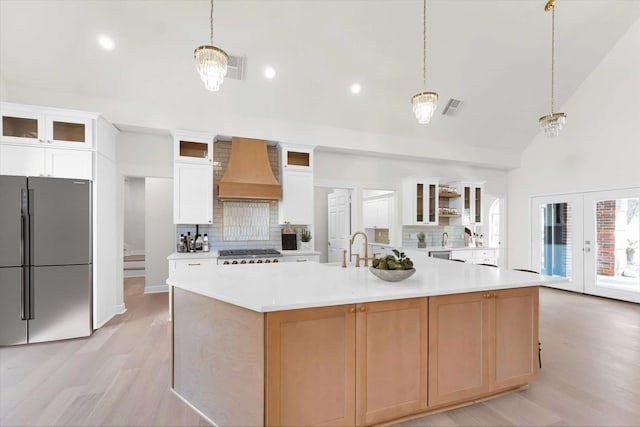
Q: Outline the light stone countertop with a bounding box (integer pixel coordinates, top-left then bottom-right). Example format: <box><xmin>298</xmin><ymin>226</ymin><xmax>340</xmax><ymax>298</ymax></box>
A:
<box><xmin>167</xmin><ymin>257</ymin><xmax>565</xmax><ymax>313</ymax></box>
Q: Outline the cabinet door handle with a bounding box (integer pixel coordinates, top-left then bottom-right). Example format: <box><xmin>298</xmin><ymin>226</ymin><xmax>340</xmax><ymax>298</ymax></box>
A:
<box><xmin>349</xmin><ymin>307</ymin><xmax>355</xmax><ymax>313</ymax></box>
<box><xmin>482</xmin><ymin>293</ymin><xmax>491</xmax><ymax>299</ymax></box>
<box><xmin>38</xmin><ymin>139</ymin><xmax>44</xmax><ymax>144</ymax></box>
<box><xmin>359</xmin><ymin>306</ymin><xmax>366</xmax><ymax>312</ymax></box>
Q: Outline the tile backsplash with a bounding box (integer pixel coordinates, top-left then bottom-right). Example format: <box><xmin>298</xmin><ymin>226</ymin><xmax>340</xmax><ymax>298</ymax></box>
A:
<box><xmin>402</xmin><ymin>225</ymin><xmax>466</xmax><ymax>248</ymax></box>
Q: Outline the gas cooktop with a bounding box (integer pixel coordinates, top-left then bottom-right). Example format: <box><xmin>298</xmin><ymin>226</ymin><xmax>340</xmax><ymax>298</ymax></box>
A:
<box><xmin>218</xmin><ymin>249</ymin><xmax>281</xmax><ymax>259</ymax></box>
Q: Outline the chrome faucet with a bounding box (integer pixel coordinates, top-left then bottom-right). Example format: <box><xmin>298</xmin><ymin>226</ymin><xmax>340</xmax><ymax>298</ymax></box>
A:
<box><xmin>350</xmin><ymin>231</ymin><xmax>373</xmax><ymax>267</ymax></box>
<box><xmin>442</xmin><ymin>232</ymin><xmax>449</xmax><ymax>247</ymax></box>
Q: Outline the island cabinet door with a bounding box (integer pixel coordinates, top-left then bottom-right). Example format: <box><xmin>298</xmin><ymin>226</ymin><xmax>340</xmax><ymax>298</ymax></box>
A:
<box><xmin>492</xmin><ymin>287</ymin><xmax>539</xmax><ymax>390</ymax></box>
<box><xmin>355</xmin><ymin>298</ymin><xmax>428</xmax><ymax>426</ymax></box>
<box><xmin>265</xmin><ymin>304</ymin><xmax>356</xmax><ymax>427</ymax></box>
<box><xmin>428</xmin><ymin>292</ymin><xmax>492</xmax><ymax>407</ymax></box>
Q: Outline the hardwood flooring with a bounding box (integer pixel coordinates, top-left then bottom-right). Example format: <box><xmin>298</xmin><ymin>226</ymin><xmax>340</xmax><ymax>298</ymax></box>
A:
<box><xmin>1</xmin><ymin>283</ymin><xmax>638</xmax><ymax>426</ymax></box>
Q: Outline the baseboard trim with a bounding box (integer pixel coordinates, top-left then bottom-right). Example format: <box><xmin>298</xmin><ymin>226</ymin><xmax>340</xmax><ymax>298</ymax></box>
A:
<box><xmin>95</xmin><ymin>303</ymin><xmax>127</xmax><ymax>329</ymax></box>
<box><xmin>171</xmin><ymin>388</ymin><xmax>218</xmax><ymax>427</ymax></box>
<box><xmin>144</xmin><ymin>284</ymin><xmax>169</xmax><ymax>294</ymax></box>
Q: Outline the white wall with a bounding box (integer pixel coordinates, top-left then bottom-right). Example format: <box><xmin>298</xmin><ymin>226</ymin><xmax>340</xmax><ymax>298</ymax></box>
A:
<box><xmin>124</xmin><ymin>177</ymin><xmax>145</xmax><ymax>254</ymax></box>
<box><xmin>507</xmin><ymin>18</ymin><xmax>640</xmax><ymax>269</ymax></box>
<box><xmin>314</xmin><ymin>187</ymin><xmax>333</xmax><ymax>263</ymax></box>
<box><xmin>144</xmin><ymin>178</ymin><xmax>174</xmax><ymax>293</ymax></box>
<box><xmin>0</xmin><ymin>73</ymin><xmax>7</xmax><ymax>101</ymax></box>
<box><xmin>117</xmin><ymin>130</ymin><xmax>173</xmax><ymax>178</ymax></box>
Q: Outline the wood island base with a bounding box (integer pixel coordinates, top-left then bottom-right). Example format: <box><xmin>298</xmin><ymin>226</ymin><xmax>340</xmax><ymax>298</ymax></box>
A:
<box><xmin>171</xmin><ymin>285</ymin><xmax>539</xmax><ymax>427</ymax></box>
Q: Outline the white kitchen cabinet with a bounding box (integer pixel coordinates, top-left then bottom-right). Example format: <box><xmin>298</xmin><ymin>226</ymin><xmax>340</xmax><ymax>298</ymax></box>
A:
<box><xmin>363</xmin><ymin>196</ymin><xmax>392</xmax><ymax>228</ymax></box>
<box><xmin>280</xmin><ymin>254</ymin><xmax>320</xmax><ymax>263</ymax></box>
<box><xmin>169</xmin><ymin>258</ymin><xmax>217</xmax><ymax>274</ymax></box>
<box><xmin>172</xmin><ymin>130</ymin><xmax>214</xmax><ymax>164</ymax></box>
<box><xmin>0</xmin><ymin>144</ymin><xmax>92</xmax><ymax>179</ymax></box>
<box><xmin>278</xmin><ymin>143</ymin><xmax>315</xmax><ymax>225</ymax></box>
<box><xmin>451</xmin><ymin>248</ymin><xmax>497</xmax><ymax>265</ymax></box>
<box><xmin>450</xmin><ymin>181</ymin><xmax>484</xmax><ymax>225</ymax></box>
<box><xmin>402</xmin><ymin>177</ymin><xmax>439</xmax><ymax>225</ymax></box>
<box><xmin>173</xmin><ymin>163</ymin><xmax>213</xmax><ymax>225</ymax></box>
<box><xmin>1</xmin><ymin>103</ymin><xmax>93</xmax><ymax>148</ymax></box>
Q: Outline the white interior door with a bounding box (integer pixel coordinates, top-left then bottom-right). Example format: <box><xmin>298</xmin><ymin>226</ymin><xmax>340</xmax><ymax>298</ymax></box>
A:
<box><xmin>583</xmin><ymin>189</ymin><xmax>640</xmax><ymax>303</ymax></box>
<box><xmin>328</xmin><ymin>189</ymin><xmax>350</xmax><ymax>263</ymax></box>
<box><xmin>531</xmin><ymin>194</ymin><xmax>584</xmax><ymax>293</ymax></box>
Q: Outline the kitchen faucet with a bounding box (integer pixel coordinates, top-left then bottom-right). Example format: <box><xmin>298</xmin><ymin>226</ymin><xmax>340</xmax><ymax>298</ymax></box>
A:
<box><xmin>351</xmin><ymin>231</ymin><xmax>375</xmax><ymax>267</ymax></box>
<box><xmin>442</xmin><ymin>232</ymin><xmax>449</xmax><ymax>247</ymax></box>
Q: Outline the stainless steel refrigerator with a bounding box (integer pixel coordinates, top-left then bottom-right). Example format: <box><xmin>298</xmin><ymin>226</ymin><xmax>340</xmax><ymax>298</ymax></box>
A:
<box><xmin>0</xmin><ymin>176</ymin><xmax>92</xmax><ymax>346</ymax></box>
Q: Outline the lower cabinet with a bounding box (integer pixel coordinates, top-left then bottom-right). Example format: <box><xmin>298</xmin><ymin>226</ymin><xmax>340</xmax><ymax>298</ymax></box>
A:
<box><xmin>265</xmin><ymin>288</ymin><xmax>537</xmax><ymax>426</ymax></box>
<box><xmin>428</xmin><ymin>287</ymin><xmax>539</xmax><ymax>407</ymax></box>
<box><xmin>355</xmin><ymin>299</ymin><xmax>427</xmax><ymax>425</ymax></box>
<box><xmin>265</xmin><ymin>304</ymin><xmax>356</xmax><ymax>427</ymax></box>
<box><xmin>265</xmin><ymin>298</ymin><xmax>427</xmax><ymax>427</ymax></box>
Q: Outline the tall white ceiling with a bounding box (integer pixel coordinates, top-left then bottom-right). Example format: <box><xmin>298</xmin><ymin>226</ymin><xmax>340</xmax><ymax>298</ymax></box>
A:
<box><xmin>1</xmin><ymin>0</ymin><xmax>639</xmax><ymax>167</ymax></box>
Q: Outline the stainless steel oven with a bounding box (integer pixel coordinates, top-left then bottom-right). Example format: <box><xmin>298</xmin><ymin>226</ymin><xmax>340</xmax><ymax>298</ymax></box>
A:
<box><xmin>428</xmin><ymin>250</ymin><xmax>452</xmax><ymax>260</ymax></box>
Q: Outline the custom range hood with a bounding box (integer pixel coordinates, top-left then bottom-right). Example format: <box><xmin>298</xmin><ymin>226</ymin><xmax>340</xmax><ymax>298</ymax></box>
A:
<box><xmin>218</xmin><ymin>137</ymin><xmax>281</xmax><ymax>200</ymax></box>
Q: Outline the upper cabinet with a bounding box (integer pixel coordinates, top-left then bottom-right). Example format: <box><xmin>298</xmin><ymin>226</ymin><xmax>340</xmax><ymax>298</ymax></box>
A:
<box><xmin>172</xmin><ymin>130</ymin><xmax>215</xmax><ymax>224</ymax></box>
<box><xmin>402</xmin><ymin>177</ymin><xmax>439</xmax><ymax>226</ymax></box>
<box><xmin>281</xmin><ymin>145</ymin><xmax>313</xmax><ymax>172</ymax></box>
<box><xmin>278</xmin><ymin>143</ymin><xmax>315</xmax><ymax>225</ymax></box>
<box><xmin>449</xmin><ymin>181</ymin><xmax>484</xmax><ymax>225</ymax></box>
<box><xmin>1</xmin><ymin>104</ymin><xmax>93</xmax><ymax>148</ymax></box>
<box><xmin>363</xmin><ymin>195</ymin><xmax>393</xmax><ymax>228</ymax></box>
<box><xmin>173</xmin><ymin>130</ymin><xmax>213</xmax><ymax>164</ymax></box>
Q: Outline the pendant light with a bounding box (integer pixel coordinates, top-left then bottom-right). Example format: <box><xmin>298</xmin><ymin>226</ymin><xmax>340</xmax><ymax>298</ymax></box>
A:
<box><xmin>411</xmin><ymin>0</ymin><xmax>438</xmax><ymax>124</ymax></box>
<box><xmin>194</xmin><ymin>0</ymin><xmax>228</xmax><ymax>91</ymax></box>
<box><xmin>539</xmin><ymin>0</ymin><xmax>566</xmax><ymax>137</ymax></box>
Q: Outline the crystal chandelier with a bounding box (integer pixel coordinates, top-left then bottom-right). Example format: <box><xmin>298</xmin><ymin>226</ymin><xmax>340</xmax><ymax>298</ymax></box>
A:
<box><xmin>194</xmin><ymin>0</ymin><xmax>228</xmax><ymax>91</ymax></box>
<box><xmin>539</xmin><ymin>0</ymin><xmax>566</xmax><ymax>137</ymax></box>
<box><xmin>411</xmin><ymin>0</ymin><xmax>438</xmax><ymax>124</ymax></box>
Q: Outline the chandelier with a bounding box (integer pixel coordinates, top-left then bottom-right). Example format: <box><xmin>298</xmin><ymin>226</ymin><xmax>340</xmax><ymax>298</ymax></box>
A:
<box><xmin>539</xmin><ymin>0</ymin><xmax>566</xmax><ymax>137</ymax></box>
<box><xmin>194</xmin><ymin>0</ymin><xmax>228</xmax><ymax>91</ymax></box>
<box><xmin>411</xmin><ymin>0</ymin><xmax>438</xmax><ymax>124</ymax></box>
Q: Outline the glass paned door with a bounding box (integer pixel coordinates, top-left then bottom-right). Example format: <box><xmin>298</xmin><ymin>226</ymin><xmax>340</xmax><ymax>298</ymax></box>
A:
<box><xmin>531</xmin><ymin>194</ymin><xmax>584</xmax><ymax>293</ymax></box>
<box><xmin>584</xmin><ymin>189</ymin><xmax>640</xmax><ymax>303</ymax></box>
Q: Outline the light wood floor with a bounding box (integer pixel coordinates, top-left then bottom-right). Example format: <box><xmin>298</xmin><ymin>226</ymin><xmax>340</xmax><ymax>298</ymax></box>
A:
<box><xmin>1</xmin><ymin>282</ymin><xmax>638</xmax><ymax>426</ymax></box>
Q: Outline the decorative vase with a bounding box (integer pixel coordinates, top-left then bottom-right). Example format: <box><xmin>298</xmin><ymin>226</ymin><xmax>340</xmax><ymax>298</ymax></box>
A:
<box><xmin>300</xmin><ymin>241</ymin><xmax>312</xmax><ymax>251</ymax></box>
<box><xmin>417</xmin><ymin>241</ymin><xmax>426</xmax><ymax>248</ymax></box>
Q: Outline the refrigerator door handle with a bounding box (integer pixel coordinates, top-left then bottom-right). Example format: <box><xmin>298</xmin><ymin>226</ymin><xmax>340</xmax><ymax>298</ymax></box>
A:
<box><xmin>29</xmin><ymin>267</ymin><xmax>34</xmax><ymax>320</ymax></box>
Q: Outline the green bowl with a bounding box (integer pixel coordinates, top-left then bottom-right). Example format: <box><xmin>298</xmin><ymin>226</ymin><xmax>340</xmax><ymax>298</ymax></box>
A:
<box><xmin>368</xmin><ymin>267</ymin><xmax>416</xmax><ymax>282</ymax></box>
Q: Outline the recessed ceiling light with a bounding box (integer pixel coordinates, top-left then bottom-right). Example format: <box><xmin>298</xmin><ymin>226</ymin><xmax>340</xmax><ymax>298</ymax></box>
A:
<box><xmin>264</xmin><ymin>66</ymin><xmax>276</xmax><ymax>79</ymax></box>
<box><xmin>350</xmin><ymin>83</ymin><xmax>362</xmax><ymax>94</ymax></box>
<box><xmin>97</xmin><ymin>34</ymin><xmax>115</xmax><ymax>51</ymax></box>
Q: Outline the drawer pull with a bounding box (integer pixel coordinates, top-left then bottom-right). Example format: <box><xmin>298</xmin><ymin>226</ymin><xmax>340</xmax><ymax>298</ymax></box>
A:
<box><xmin>188</xmin><ymin>263</ymin><xmax>201</xmax><ymax>266</ymax></box>
<box><xmin>295</xmin><ymin>259</ymin><xmax>308</xmax><ymax>262</ymax></box>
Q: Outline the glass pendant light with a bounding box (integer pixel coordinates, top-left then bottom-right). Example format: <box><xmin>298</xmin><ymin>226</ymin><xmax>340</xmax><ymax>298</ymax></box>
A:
<box><xmin>411</xmin><ymin>0</ymin><xmax>438</xmax><ymax>124</ymax></box>
<box><xmin>539</xmin><ymin>0</ymin><xmax>567</xmax><ymax>137</ymax></box>
<box><xmin>194</xmin><ymin>0</ymin><xmax>228</xmax><ymax>91</ymax></box>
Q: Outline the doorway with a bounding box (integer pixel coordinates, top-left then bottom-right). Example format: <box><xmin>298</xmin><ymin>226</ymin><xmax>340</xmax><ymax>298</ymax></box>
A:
<box><xmin>531</xmin><ymin>188</ymin><xmax>640</xmax><ymax>303</ymax></box>
<box><xmin>123</xmin><ymin>177</ymin><xmax>145</xmax><ymax>279</ymax></box>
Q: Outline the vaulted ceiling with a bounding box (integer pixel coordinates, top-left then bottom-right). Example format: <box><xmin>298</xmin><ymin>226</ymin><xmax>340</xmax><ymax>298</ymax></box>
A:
<box><xmin>1</xmin><ymin>0</ymin><xmax>639</xmax><ymax>167</ymax></box>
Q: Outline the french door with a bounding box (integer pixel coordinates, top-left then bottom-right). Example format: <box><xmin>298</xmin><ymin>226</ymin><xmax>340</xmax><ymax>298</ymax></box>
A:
<box><xmin>583</xmin><ymin>189</ymin><xmax>640</xmax><ymax>303</ymax></box>
<box><xmin>532</xmin><ymin>189</ymin><xmax>640</xmax><ymax>303</ymax></box>
<box><xmin>531</xmin><ymin>194</ymin><xmax>584</xmax><ymax>293</ymax></box>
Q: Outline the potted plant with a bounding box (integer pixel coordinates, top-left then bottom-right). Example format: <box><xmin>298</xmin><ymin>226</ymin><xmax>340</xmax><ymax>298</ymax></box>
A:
<box><xmin>417</xmin><ymin>231</ymin><xmax>426</xmax><ymax>248</ymax></box>
<box><xmin>626</xmin><ymin>239</ymin><xmax>638</xmax><ymax>264</ymax></box>
<box><xmin>300</xmin><ymin>228</ymin><xmax>312</xmax><ymax>251</ymax></box>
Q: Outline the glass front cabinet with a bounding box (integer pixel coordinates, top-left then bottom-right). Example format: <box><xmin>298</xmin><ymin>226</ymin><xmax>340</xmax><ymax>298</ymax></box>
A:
<box><xmin>402</xmin><ymin>177</ymin><xmax>439</xmax><ymax>225</ymax></box>
<box><xmin>1</xmin><ymin>105</ymin><xmax>93</xmax><ymax>148</ymax></box>
<box><xmin>449</xmin><ymin>181</ymin><xmax>484</xmax><ymax>225</ymax></box>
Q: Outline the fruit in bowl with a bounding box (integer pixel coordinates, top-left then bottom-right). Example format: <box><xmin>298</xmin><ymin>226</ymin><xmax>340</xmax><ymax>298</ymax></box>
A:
<box><xmin>369</xmin><ymin>250</ymin><xmax>416</xmax><ymax>282</ymax></box>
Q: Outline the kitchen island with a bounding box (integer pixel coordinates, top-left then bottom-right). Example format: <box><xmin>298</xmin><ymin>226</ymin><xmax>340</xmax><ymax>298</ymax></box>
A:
<box><xmin>167</xmin><ymin>259</ymin><xmax>565</xmax><ymax>427</ymax></box>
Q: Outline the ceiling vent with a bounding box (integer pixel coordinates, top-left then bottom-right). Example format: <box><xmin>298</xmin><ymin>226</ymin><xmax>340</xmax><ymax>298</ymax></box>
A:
<box><xmin>226</xmin><ymin>55</ymin><xmax>246</xmax><ymax>80</ymax></box>
<box><xmin>441</xmin><ymin>98</ymin><xmax>462</xmax><ymax>116</ymax></box>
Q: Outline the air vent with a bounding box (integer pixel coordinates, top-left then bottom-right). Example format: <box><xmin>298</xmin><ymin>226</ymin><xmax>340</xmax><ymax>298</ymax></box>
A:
<box><xmin>442</xmin><ymin>98</ymin><xmax>462</xmax><ymax>116</ymax></box>
<box><xmin>227</xmin><ymin>55</ymin><xmax>246</xmax><ymax>80</ymax></box>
